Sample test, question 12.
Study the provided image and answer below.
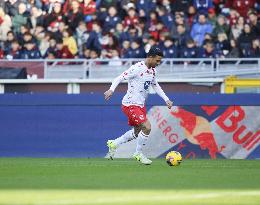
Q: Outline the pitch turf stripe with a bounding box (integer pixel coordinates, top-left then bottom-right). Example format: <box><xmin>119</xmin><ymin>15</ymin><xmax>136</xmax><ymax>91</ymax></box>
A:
<box><xmin>0</xmin><ymin>190</ymin><xmax>259</xmax><ymax>205</ymax></box>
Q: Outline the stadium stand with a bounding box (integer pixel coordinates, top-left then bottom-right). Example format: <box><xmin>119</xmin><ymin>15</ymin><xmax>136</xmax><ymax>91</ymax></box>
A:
<box><xmin>0</xmin><ymin>0</ymin><xmax>259</xmax><ymax>60</ymax></box>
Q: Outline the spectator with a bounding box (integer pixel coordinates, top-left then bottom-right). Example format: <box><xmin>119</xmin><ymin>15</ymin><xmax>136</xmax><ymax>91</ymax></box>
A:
<box><xmin>228</xmin><ymin>9</ymin><xmax>240</xmax><ymax>27</ymax></box>
<box><xmin>256</xmin><ymin>0</ymin><xmax>260</xmax><ymax>13</ymax></box>
<box><xmin>251</xmin><ymin>38</ymin><xmax>260</xmax><ymax>57</ymax></box>
<box><xmin>148</xmin><ymin>11</ymin><xmax>159</xmax><ymax>39</ymax></box>
<box><xmin>136</xmin><ymin>18</ymin><xmax>146</xmax><ymax>35</ymax></box>
<box><xmin>39</xmin><ymin>32</ymin><xmax>52</xmax><ymax>57</ymax></box>
<box><xmin>156</xmin><ymin>6</ymin><xmax>174</xmax><ymax>30</ymax></box>
<box><xmin>108</xmin><ymin>49</ymin><xmax>122</xmax><ymax>66</ymax></box>
<box><xmin>21</xmin><ymin>32</ymin><xmax>35</xmax><ymax>48</ymax></box>
<box><xmin>12</xmin><ymin>3</ymin><xmax>29</xmax><ymax>34</ymax></box>
<box><xmin>138</xmin><ymin>9</ymin><xmax>147</xmax><ymax>20</ymax></box>
<box><xmin>120</xmin><ymin>40</ymin><xmax>131</xmax><ymax>58</ymax></box>
<box><xmin>157</xmin><ymin>31</ymin><xmax>169</xmax><ymax>49</ymax></box>
<box><xmin>248</xmin><ymin>12</ymin><xmax>260</xmax><ymax>36</ymax></box>
<box><xmin>46</xmin><ymin>50</ymin><xmax>56</xmax><ymax>59</ymax></box>
<box><xmin>187</xmin><ymin>5</ymin><xmax>197</xmax><ymax>27</ymax></box>
<box><xmin>123</xmin><ymin>7</ymin><xmax>139</xmax><ymax>28</ymax></box>
<box><xmin>62</xmin><ymin>29</ymin><xmax>78</xmax><ymax>56</ymax></box>
<box><xmin>4</xmin><ymin>0</ymin><xmax>21</xmax><ymax>17</ymax></box>
<box><xmin>89</xmin><ymin>49</ymin><xmax>100</xmax><ymax>59</ymax></box>
<box><xmin>215</xmin><ymin>32</ymin><xmax>230</xmax><ymax>57</ymax></box>
<box><xmin>114</xmin><ymin>23</ymin><xmax>124</xmax><ymax>39</ymax></box>
<box><xmin>144</xmin><ymin>36</ymin><xmax>157</xmax><ymax>53</ymax></box>
<box><xmin>161</xmin><ymin>37</ymin><xmax>178</xmax><ymax>58</ymax></box>
<box><xmin>191</xmin><ymin>13</ymin><xmax>213</xmax><ymax>46</ymax></box>
<box><xmin>224</xmin><ymin>0</ymin><xmax>256</xmax><ymax>18</ymax></box>
<box><xmin>161</xmin><ymin>0</ymin><xmax>172</xmax><ymax>13</ymax></box>
<box><xmin>226</xmin><ymin>38</ymin><xmax>240</xmax><ymax>58</ymax></box>
<box><xmin>81</xmin><ymin>46</ymin><xmax>90</xmax><ymax>59</ymax></box>
<box><xmin>0</xmin><ymin>45</ymin><xmax>4</xmax><ymax>59</ymax></box>
<box><xmin>103</xmin><ymin>6</ymin><xmax>121</xmax><ymax>33</ymax></box>
<box><xmin>213</xmin><ymin>0</ymin><xmax>225</xmax><ymax>13</ymax></box>
<box><xmin>6</xmin><ymin>40</ymin><xmax>22</xmax><ymax>59</ymax></box>
<box><xmin>44</xmin><ymin>2</ymin><xmax>65</xmax><ymax>30</ymax></box>
<box><xmin>127</xmin><ymin>39</ymin><xmax>146</xmax><ymax>58</ymax></box>
<box><xmin>21</xmin><ymin>40</ymin><xmax>41</xmax><ymax>59</ymax></box>
<box><xmin>33</xmin><ymin>25</ymin><xmax>45</xmax><ymax>41</ymax></box>
<box><xmin>198</xmin><ymin>40</ymin><xmax>218</xmax><ymax>58</ymax></box>
<box><xmin>152</xmin><ymin>21</ymin><xmax>169</xmax><ymax>41</ymax></box>
<box><xmin>28</xmin><ymin>6</ymin><xmax>44</xmax><ymax>33</ymax></box>
<box><xmin>241</xmin><ymin>37</ymin><xmax>260</xmax><ymax>57</ymax></box>
<box><xmin>180</xmin><ymin>38</ymin><xmax>198</xmax><ymax>58</ymax></box>
<box><xmin>174</xmin><ymin>24</ymin><xmax>192</xmax><ymax>49</ymax></box>
<box><xmin>238</xmin><ymin>23</ymin><xmax>257</xmax><ymax>51</ymax></box>
<box><xmin>136</xmin><ymin>0</ymin><xmax>156</xmax><ymax>17</ymax></box>
<box><xmin>208</xmin><ymin>8</ymin><xmax>217</xmax><ymax>27</ymax></box>
<box><xmin>27</xmin><ymin>0</ymin><xmax>42</xmax><ymax>10</ymax></box>
<box><xmin>4</xmin><ymin>31</ymin><xmax>15</xmax><ymax>54</ymax></box>
<box><xmin>52</xmin><ymin>21</ymin><xmax>67</xmax><ymax>41</ymax></box>
<box><xmin>171</xmin><ymin>13</ymin><xmax>190</xmax><ymax>38</ymax></box>
<box><xmin>76</xmin><ymin>21</ymin><xmax>89</xmax><ymax>56</ymax></box>
<box><xmin>202</xmin><ymin>32</ymin><xmax>214</xmax><ymax>45</ymax></box>
<box><xmin>83</xmin><ymin>0</ymin><xmax>96</xmax><ymax>19</ymax></box>
<box><xmin>101</xmin><ymin>34</ymin><xmax>118</xmax><ymax>55</ymax></box>
<box><xmin>22</xmin><ymin>32</ymin><xmax>37</xmax><ymax>45</ymax></box>
<box><xmin>119</xmin><ymin>25</ymin><xmax>140</xmax><ymax>43</ymax></box>
<box><xmin>85</xmin><ymin>21</ymin><xmax>102</xmax><ymax>51</ymax></box>
<box><xmin>193</xmin><ymin>0</ymin><xmax>214</xmax><ymax>14</ymax></box>
<box><xmin>45</xmin><ymin>37</ymin><xmax>57</xmax><ymax>58</ymax></box>
<box><xmin>0</xmin><ymin>8</ymin><xmax>12</xmax><ymax>42</ymax></box>
<box><xmin>16</xmin><ymin>25</ymin><xmax>29</xmax><ymax>44</ymax></box>
<box><xmin>212</xmin><ymin>15</ymin><xmax>230</xmax><ymax>37</ymax></box>
<box><xmin>100</xmin><ymin>0</ymin><xmax>117</xmax><ymax>10</ymax></box>
<box><xmin>56</xmin><ymin>39</ymin><xmax>75</xmax><ymax>59</ymax></box>
<box><xmin>171</xmin><ymin>0</ymin><xmax>191</xmax><ymax>14</ymax></box>
<box><xmin>230</xmin><ymin>16</ymin><xmax>245</xmax><ymax>39</ymax></box>
<box><xmin>63</xmin><ymin>0</ymin><xmax>76</xmax><ymax>15</ymax></box>
<box><xmin>66</xmin><ymin>0</ymin><xmax>84</xmax><ymax>32</ymax></box>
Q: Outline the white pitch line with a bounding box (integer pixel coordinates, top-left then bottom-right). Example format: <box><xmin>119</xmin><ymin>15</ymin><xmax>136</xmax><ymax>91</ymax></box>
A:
<box><xmin>1</xmin><ymin>191</ymin><xmax>258</xmax><ymax>205</ymax></box>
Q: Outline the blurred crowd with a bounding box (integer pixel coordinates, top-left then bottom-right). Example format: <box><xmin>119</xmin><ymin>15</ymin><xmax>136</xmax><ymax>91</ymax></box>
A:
<box><xmin>0</xmin><ymin>0</ymin><xmax>260</xmax><ymax>60</ymax></box>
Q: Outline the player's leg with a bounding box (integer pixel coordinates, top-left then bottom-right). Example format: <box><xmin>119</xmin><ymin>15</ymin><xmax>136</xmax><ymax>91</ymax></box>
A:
<box><xmin>133</xmin><ymin>119</ymin><xmax>152</xmax><ymax>165</ymax></box>
<box><xmin>107</xmin><ymin>129</ymin><xmax>138</xmax><ymax>160</ymax></box>
<box><xmin>107</xmin><ymin>105</ymin><xmax>140</xmax><ymax>159</ymax></box>
<box><xmin>135</xmin><ymin>120</ymin><xmax>151</xmax><ymax>153</ymax></box>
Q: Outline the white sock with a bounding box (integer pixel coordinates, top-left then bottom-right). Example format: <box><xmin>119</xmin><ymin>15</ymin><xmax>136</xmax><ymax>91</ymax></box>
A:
<box><xmin>136</xmin><ymin>130</ymin><xmax>149</xmax><ymax>153</ymax></box>
<box><xmin>113</xmin><ymin>129</ymin><xmax>137</xmax><ymax>146</ymax></box>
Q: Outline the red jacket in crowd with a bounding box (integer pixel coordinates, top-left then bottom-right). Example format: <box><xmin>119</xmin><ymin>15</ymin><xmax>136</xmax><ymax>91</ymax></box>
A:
<box><xmin>57</xmin><ymin>46</ymin><xmax>74</xmax><ymax>59</ymax></box>
<box><xmin>83</xmin><ymin>0</ymin><xmax>96</xmax><ymax>15</ymax></box>
<box><xmin>225</xmin><ymin>0</ymin><xmax>256</xmax><ymax>17</ymax></box>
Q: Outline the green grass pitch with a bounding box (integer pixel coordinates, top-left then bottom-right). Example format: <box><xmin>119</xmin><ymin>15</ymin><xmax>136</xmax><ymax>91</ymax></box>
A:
<box><xmin>0</xmin><ymin>158</ymin><xmax>259</xmax><ymax>205</ymax></box>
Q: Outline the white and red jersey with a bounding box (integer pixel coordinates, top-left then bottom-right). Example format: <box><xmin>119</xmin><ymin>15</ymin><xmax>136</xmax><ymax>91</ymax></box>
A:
<box><xmin>110</xmin><ymin>61</ymin><xmax>169</xmax><ymax>107</ymax></box>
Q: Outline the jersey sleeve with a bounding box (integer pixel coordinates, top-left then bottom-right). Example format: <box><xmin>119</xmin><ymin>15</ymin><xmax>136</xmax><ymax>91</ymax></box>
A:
<box><xmin>151</xmin><ymin>77</ymin><xmax>170</xmax><ymax>102</ymax></box>
<box><xmin>109</xmin><ymin>65</ymin><xmax>139</xmax><ymax>92</ymax></box>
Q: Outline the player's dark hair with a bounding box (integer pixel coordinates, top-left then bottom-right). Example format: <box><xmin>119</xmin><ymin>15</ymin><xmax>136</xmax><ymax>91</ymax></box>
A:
<box><xmin>147</xmin><ymin>46</ymin><xmax>163</xmax><ymax>57</ymax></box>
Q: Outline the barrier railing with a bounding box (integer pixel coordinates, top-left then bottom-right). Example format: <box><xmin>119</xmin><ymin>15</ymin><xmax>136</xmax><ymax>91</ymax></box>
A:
<box><xmin>0</xmin><ymin>78</ymin><xmax>224</xmax><ymax>94</ymax></box>
<box><xmin>0</xmin><ymin>58</ymin><xmax>259</xmax><ymax>79</ymax></box>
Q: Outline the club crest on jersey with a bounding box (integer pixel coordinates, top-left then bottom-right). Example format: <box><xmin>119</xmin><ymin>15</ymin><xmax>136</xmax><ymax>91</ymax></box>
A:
<box><xmin>144</xmin><ymin>81</ymin><xmax>151</xmax><ymax>90</ymax></box>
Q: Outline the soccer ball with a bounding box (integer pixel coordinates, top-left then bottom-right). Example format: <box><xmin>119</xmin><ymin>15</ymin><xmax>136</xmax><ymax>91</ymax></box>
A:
<box><xmin>166</xmin><ymin>151</ymin><xmax>182</xmax><ymax>166</ymax></box>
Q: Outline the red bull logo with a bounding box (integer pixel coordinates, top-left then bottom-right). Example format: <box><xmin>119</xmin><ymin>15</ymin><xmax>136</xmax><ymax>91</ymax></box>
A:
<box><xmin>171</xmin><ymin>107</ymin><xmax>224</xmax><ymax>159</ymax></box>
<box><xmin>216</xmin><ymin>106</ymin><xmax>260</xmax><ymax>151</ymax></box>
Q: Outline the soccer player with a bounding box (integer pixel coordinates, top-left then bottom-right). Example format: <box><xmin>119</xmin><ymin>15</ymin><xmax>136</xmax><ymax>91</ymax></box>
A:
<box><xmin>104</xmin><ymin>47</ymin><xmax>173</xmax><ymax>165</ymax></box>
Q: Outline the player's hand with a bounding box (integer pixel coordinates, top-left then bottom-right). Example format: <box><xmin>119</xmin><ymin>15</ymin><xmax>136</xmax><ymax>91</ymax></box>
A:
<box><xmin>104</xmin><ymin>89</ymin><xmax>113</xmax><ymax>101</ymax></box>
<box><xmin>166</xmin><ymin>100</ymin><xmax>173</xmax><ymax>109</ymax></box>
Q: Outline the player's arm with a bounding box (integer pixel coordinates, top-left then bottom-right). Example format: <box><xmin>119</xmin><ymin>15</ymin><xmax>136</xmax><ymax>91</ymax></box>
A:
<box><xmin>104</xmin><ymin>66</ymin><xmax>138</xmax><ymax>100</ymax></box>
<box><xmin>151</xmin><ymin>79</ymin><xmax>173</xmax><ymax>109</ymax></box>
